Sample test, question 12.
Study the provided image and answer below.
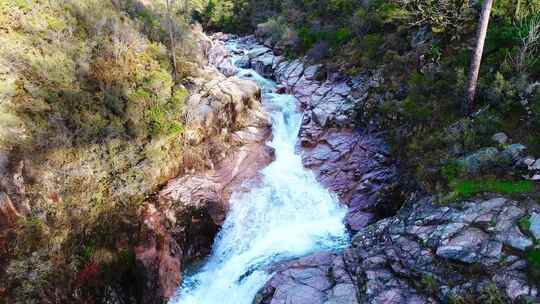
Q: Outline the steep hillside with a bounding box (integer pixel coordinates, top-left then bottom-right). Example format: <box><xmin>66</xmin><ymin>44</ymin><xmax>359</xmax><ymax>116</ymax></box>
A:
<box><xmin>0</xmin><ymin>0</ymin><xmax>267</xmax><ymax>303</ymax></box>
<box><xmin>203</xmin><ymin>0</ymin><xmax>540</xmax><ymax>191</ymax></box>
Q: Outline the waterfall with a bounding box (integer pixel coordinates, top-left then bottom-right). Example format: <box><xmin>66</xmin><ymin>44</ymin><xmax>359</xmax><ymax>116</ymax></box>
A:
<box><xmin>170</xmin><ymin>40</ymin><xmax>349</xmax><ymax>304</ymax></box>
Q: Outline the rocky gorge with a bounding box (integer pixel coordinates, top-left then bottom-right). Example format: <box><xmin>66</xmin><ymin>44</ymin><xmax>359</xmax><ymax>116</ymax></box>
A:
<box><xmin>171</xmin><ymin>33</ymin><xmax>539</xmax><ymax>304</ymax></box>
<box><xmin>133</xmin><ymin>30</ymin><xmax>406</xmax><ymax>304</ymax></box>
<box><xmin>78</xmin><ymin>30</ymin><xmax>540</xmax><ymax>304</ymax></box>
<box><xmin>1</xmin><ymin>3</ymin><xmax>540</xmax><ymax>302</ymax></box>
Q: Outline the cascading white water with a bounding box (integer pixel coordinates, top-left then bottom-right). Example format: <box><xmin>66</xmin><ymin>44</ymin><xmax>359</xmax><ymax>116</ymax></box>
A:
<box><xmin>170</xmin><ymin>42</ymin><xmax>349</xmax><ymax>304</ymax></box>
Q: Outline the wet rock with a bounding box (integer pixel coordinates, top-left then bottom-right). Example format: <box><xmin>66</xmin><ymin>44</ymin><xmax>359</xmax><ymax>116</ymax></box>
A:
<box><xmin>248</xmin><ymin>47</ymin><xmax>271</xmax><ymax>60</ymax></box>
<box><xmin>235</xmin><ymin>55</ymin><xmax>250</xmax><ymax>68</ymax></box>
<box><xmin>254</xmin><ymin>252</ymin><xmax>357</xmax><ymax>304</ymax></box>
<box><xmin>251</xmin><ymin>53</ymin><xmax>276</xmax><ymax>78</ymax></box>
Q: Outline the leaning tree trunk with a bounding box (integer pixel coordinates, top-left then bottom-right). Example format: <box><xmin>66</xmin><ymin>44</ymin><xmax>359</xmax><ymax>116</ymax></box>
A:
<box><xmin>465</xmin><ymin>0</ymin><xmax>494</xmax><ymax>113</ymax></box>
<box><xmin>166</xmin><ymin>0</ymin><xmax>178</xmax><ymax>81</ymax></box>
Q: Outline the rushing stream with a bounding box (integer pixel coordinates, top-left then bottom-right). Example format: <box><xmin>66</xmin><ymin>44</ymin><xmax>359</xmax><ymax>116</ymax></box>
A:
<box><xmin>170</xmin><ymin>41</ymin><xmax>349</xmax><ymax>304</ymax></box>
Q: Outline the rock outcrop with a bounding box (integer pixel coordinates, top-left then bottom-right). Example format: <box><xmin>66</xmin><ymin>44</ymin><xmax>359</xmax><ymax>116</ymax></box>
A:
<box><xmin>256</xmin><ymin>195</ymin><xmax>540</xmax><ymax>303</ymax></box>
<box><xmin>255</xmin><ymin>251</ymin><xmax>357</xmax><ymax>304</ymax></box>
<box><xmin>135</xmin><ymin>204</ymin><xmax>182</xmax><ymax>304</ymax></box>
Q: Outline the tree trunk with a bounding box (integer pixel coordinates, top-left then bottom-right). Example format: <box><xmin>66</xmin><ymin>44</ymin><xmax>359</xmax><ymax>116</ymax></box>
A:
<box><xmin>465</xmin><ymin>0</ymin><xmax>494</xmax><ymax>114</ymax></box>
<box><xmin>166</xmin><ymin>0</ymin><xmax>178</xmax><ymax>81</ymax></box>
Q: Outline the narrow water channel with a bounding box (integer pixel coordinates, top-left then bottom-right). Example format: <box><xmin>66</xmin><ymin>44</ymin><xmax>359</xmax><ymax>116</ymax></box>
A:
<box><xmin>170</xmin><ymin>39</ymin><xmax>349</xmax><ymax>304</ymax></box>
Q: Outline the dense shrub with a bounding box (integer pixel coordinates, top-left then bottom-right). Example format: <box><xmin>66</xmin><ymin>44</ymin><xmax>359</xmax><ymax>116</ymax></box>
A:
<box><xmin>0</xmin><ymin>0</ymin><xmax>199</xmax><ymax>302</ymax></box>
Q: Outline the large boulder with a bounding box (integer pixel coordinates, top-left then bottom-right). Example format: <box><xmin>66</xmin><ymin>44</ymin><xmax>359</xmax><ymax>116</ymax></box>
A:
<box><xmin>254</xmin><ymin>252</ymin><xmax>357</xmax><ymax>304</ymax></box>
<box><xmin>183</xmin><ymin>73</ymin><xmax>269</xmax><ymax>147</ymax></box>
<box><xmin>299</xmin><ymin>125</ymin><xmax>400</xmax><ymax>233</ymax></box>
<box><xmin>135</xmin><ymin>203</ymin><xmax>182</xmax><ymax>304</ymax></box>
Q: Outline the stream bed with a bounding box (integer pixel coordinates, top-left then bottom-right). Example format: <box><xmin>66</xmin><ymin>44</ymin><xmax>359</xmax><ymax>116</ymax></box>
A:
<box><xmin>169</xmin><ymin>40</ymin><xmax>350</xmax><ymax>304</ymax></box>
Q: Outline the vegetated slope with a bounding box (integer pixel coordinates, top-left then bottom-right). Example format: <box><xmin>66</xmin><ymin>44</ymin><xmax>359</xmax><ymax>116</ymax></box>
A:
<box><xmin>204</xmin><ymin>0</ymin><xmax>540</xmax><ymax>191</ymax></box>
<box><xmin>0</xmin><ymin>0</ymin><xmax>208</xmax><ymax>302</ymax></box>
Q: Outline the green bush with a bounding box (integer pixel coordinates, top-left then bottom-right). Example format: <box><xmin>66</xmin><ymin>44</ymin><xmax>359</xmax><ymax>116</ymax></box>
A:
<box><xmin>258</xmin><ymin>17</ymin><xmax>288</xmax><ymax>44</ymax></box>
<box><xmin>398</xmin><ymin>0</ymin><xmax>475</xmax><ymax>39</ymax></box>
<box><xmin>372</xmin><ymin>0</ymin><xmax>410</xmax><ymax>24</ymax></box>
<box><xmin>450</xmin><ymin>179</ymin><xmax>534</xmax><ymax>198</ymax></box>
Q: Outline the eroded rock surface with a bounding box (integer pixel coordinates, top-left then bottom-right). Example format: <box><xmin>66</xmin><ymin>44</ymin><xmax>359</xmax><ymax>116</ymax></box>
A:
<box><xmin>135</xmin><ymin>204</ymin><xmax>182</xmax><ymax>304</ymax></box>
<box><xmin>255</xmin><ymin>252</ymin><xmax>358</xmax><ymax>304</ymax></box>
<box><xmin>256</xmin><ymin>196</ymin><xmax>540</xmax><ymax>303</ymax></box>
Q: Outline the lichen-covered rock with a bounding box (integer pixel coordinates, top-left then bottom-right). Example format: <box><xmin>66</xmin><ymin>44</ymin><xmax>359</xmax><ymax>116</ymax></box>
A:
<box><xmin>457</xmin><ymin>147</ymin><xmax>504</xmax><ymax>175</ymax></box>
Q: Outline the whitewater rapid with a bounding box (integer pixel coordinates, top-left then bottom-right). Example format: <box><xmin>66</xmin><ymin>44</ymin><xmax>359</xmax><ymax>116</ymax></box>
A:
<box><xmin>170</xmin><ymin>40</ymin><xmax>349</xmax><ymax>304</ymax></box>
